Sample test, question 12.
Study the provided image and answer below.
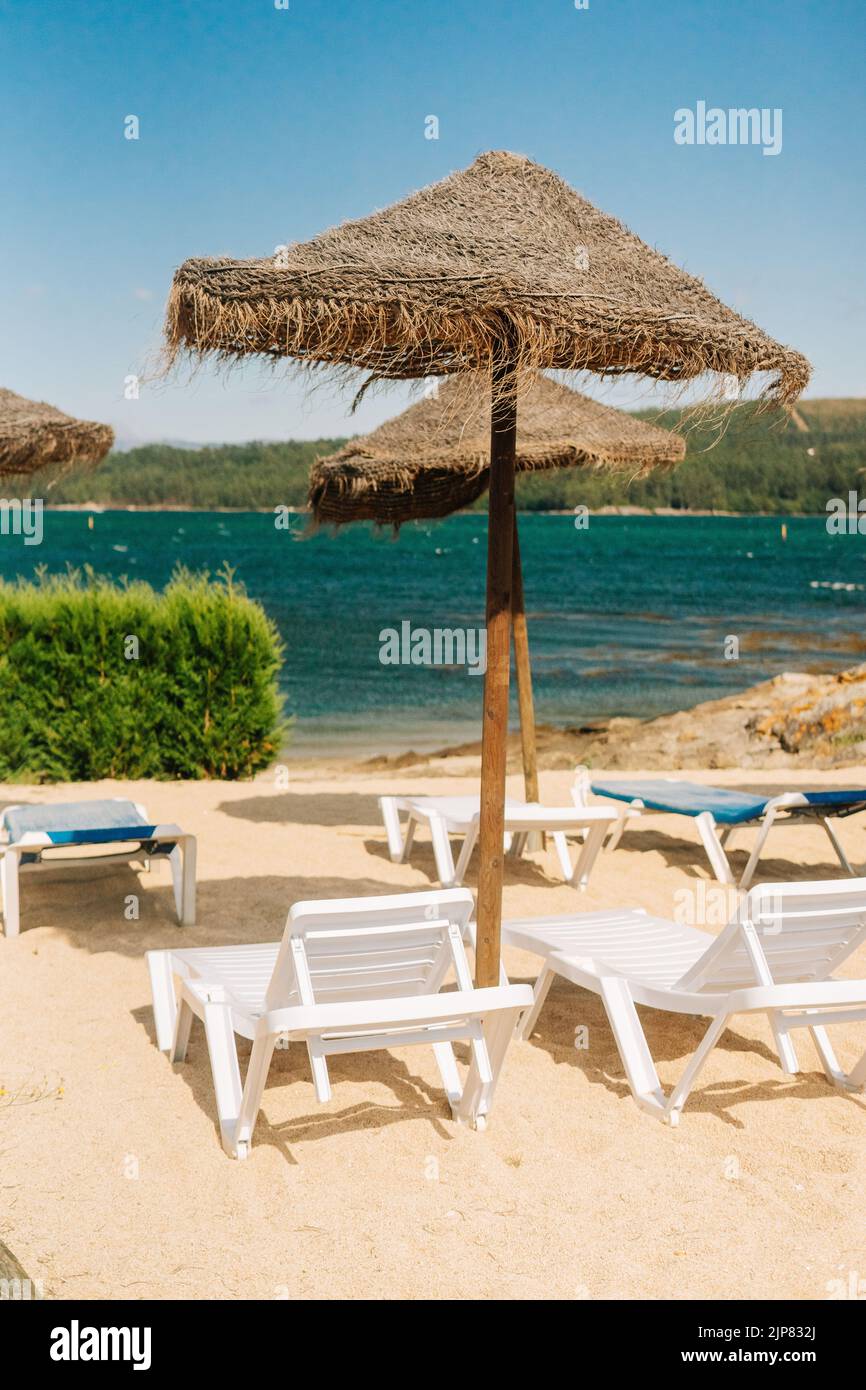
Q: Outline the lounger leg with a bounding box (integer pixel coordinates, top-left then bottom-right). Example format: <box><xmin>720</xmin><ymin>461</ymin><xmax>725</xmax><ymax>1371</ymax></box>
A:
<box><xmin>402</xmin><ymin>817</ymin><xmax>416</xmax><ymax>861</ymax></box>
<box><xmin>202</xmin><ymin>1001</ymin><xmax>244</xmax><ymax>1158</ymax></box>
<box><xmin>808</xmin><ymin>1025</ymin><xmax>866</xmax><ymax>1093</ymax></box>
<box><xmin>605</xmin><ymin>798</ymin><xmax>644</xmax><ymax>853</ymax></box>
<box><xmin>146</xmin><ymin>950</ymin><xmax>178</xmax><ymax>1051</ymax></box>
<box><xmin>455</xmin><ymin>1009</ymin><xmax>522</xmax><ymax>1129</ymax></box>
<box><xmin>821</xmin><ymin>817</ymin><xmax>855</xmax><ymax>877</ymax></box>
<box><xmin>233</xmin><ymin>1035</ymin><xmax>277</xmax><ymax>1158</ymax></box>
<box><xmin>306</xmin><ymin>1038</ymin><xmax>332</xmax><ymax>1103</ymax></box>
<box><xmin>518</xmin><ymin>963</ymin><xmax>555</xmax><ymax>1039</ymax></box>
<box><xmin>808</xmin><ymin>1024</ymin><xmax>843</xmax><ymax>1086</ymax></box>
<box><xmin>847</xmin><ymin>1048</ymin><xmax>866</xmax><ymax>1090</ymax></box>
<box><xmin>696</xmin><ymin>812</ymin><xmax>735</xmax><ymax>886</ymax></box>
<box><xmin>770</xmin><ymin>1018</ymin><xmax>801</xmax><ymax>1075</ymax></box>
<box><xmin>570</xmin><ymin>819</ymin><xmax>608</xmax><ymax>890</ymax></box>
<box><xmin>551</xmin><ymin>831</ymin><xmax>573</xmax><ymax>882</ymax></box>
<box><xmin>429</xmin><ymin>813</ymin><xmax>457</xmax><ymax>886</ymax></box>
<box><xmin>432</xmin><ymin>1042</ymin><xmax>463</xmax><ymax>1108</ymax></box>
<box><xmin>739</xmin><ymin>810</ymin><xmax>778</xmax><ymax>890</ymax></box>
<box><xmin>379</xmin><ymin>797</ymin><xmax>405</xmax><ymax>862</ymax></box>
<box><xmin>664</xmin><ymin>1013</ymin><xmax>730</xmax><ymax>1123</ymax></box>
<box><xmin>169</xmin><ymin>836</ymin><xmax>197</xmax><ymax>926</ymax></box>
<box><xmin>1</xmin><ymin>849</ymin><xmax>21</xmax><ymax>938</ymax></box>
<box><xmin>598</xmin><ymin>977</ymin><xmax>667</xmax><ymax>1120</ymax></box>
<box><xmin>605</xmin><ymin>812</ymin><xmax>628</xmax><ymax>853</ymax></box>
<box><xmin>171</xmin><ymin>997</ymin><xmax>194</xmax><ymax>1063</ymax></box>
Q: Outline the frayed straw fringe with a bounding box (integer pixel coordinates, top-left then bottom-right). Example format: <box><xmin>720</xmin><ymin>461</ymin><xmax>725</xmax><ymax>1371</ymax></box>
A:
<box><xmin>0</xmin><ymin>390</ymin><xmax>114</xmax><ymax>479</ymax></box>
<box><xmin>163</xmin><ymin>151</ymin><xmax>810</xmax><ymax>407</ymax></box>
<box><xmin>307</xmin><ymin>372</ymin><xmax>686</xmax><ymax>527</ymax></box>
<box><xmin>166</xmin><ymin>279</ymin><xmax>809</xmax><ymax>407</ymax></box>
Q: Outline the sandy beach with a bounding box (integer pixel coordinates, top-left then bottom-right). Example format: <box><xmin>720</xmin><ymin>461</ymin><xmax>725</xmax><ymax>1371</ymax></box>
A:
<box><xmin>2</xmin><ymin>757</ymin><xmax>865</xmax><ymax>1302</ymax></box>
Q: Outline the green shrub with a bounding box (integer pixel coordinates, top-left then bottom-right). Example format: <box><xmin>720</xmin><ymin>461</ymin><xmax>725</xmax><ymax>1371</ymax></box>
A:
<box><xmin>0</xmin><ymin>566</ymin><xmax>285</xmax><ymax>781</ymax></box>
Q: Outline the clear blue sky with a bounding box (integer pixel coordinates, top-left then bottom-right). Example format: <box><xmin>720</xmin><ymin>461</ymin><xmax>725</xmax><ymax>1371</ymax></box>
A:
<box><xmin>1</xmin><ymin>0</ymin><xmax>863</xmax><ymax>445</ymax></box>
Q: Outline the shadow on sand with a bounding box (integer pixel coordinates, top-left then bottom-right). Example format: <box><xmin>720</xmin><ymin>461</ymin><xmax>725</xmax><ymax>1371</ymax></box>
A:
<box><xmin>7</xmin><ymin>870</ymin><xmax>407</xmax><ymax>957</ymax></box>
<box><xmin>520</xmin><ymin>972</ymin><xmax>866</xmax><ymax>1129</ymax></box>
<box><xmin>216</xmin><ymin>791</ymin><xmax>383</xmax><ymax>828</ymax></box>
<box><xmin>131</xmin><ymin>1000</ymin><xmax>462</xmax><ymax>1165</ymax></box>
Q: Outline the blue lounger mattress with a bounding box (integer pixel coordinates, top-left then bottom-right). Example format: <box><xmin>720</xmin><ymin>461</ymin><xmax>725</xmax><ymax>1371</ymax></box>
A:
<box><xmin>590</xmin><ymin>779</ymin><xmax>866</xmax><ymax>826</ymax></box>
<box><xmin>1</xmin><ymin>799</ymin><xmax>166</xmax><ymax>851</ymax></box>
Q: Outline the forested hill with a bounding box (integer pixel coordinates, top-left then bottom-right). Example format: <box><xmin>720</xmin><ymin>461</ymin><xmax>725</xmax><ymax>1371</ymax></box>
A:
<box><xmin>26</xmin><ymin>399</ymin><xmax>866</xmax><ymax>515</ymax></box>
<box><xmin>40</xmin><ymin>438</ymin><xmax>344</xmax><ymax>510</ymax></box>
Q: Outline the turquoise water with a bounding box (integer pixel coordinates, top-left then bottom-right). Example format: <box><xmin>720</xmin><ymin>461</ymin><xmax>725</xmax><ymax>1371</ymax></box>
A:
<box><xmin>1</xmin><ymin>511</ymin><xmax>863</xmax><ymax>755</ymax></box>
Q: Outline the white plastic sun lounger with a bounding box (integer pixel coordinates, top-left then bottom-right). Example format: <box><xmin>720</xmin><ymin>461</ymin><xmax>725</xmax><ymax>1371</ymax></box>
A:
<box><xmin>504</xmin><ymin>877</ymin><xmax>866</xmax><ymax>1124</ymax></box>
<box><xmin>379</xmin><ymin>794</ymin><xmax>619</xmax><ymax>889</ymax></box>
<box><xmin>573</xmin><ymin>768</ymin><xmax>866</xmax><ymax>889</ymax></box>
<box><xmin>147</xmin><ymin>887</ymin><xmax>532</xmax><ymax>1158</ymax></box>
<box><xmin>0</xmin><ymin>798</ymin><xmax>196</xmax><ymax>936</ymax></box>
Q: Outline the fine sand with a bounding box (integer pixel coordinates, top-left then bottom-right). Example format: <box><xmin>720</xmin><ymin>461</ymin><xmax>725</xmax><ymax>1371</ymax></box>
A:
<box><xmin>1</xmin><ymin>760</ymin><xmax>865</xmax><ymax>1301</ymax></box>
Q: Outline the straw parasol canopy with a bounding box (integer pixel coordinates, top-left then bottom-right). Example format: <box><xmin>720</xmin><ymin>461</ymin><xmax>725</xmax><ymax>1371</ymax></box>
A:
<box><xmin>164</xmin><ymin>150</ymin><xmax>809</xmax><ymax>1001</ymax></box>
<box><xmin>165</xmin><ymin>150</ymin><xmax>809</xmax><ymax>403</ymax></box>
<box><xmin>307</xmin><ymin>373</ymin><xmax>686</xmax><ymax>818</ymax></box>
<box><xmin>308</xmin><ymin>373</ymin><xmax>686</xmax><ymax>527</ymax></box>
<box><xmin>0</xmin><ymin>388</ymin><xmax>114</xmax><ymax>479</ymax></box>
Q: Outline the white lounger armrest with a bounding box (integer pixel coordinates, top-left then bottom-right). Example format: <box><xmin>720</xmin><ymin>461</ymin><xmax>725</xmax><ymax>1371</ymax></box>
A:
<box><xmin>724</xmin><ymin>978</ymin><xmax>866</xmax><ymax>1015</ymax></box>
<box><xmin>260</xmin><ymin>983</ymin><xmax>533</xmax><ymax>1039</ymax></box>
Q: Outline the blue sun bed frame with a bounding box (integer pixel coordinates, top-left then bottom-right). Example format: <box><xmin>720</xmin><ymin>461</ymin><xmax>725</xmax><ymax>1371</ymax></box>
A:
<box><xmin>0</xmin><ymin>798</ymin><xmax>196</xmax><ymax>937</ymax></box>
<box><xmin>574</xmin><ymin>773</ymin><xmax>866</xmax><ymax>888</ymax></box>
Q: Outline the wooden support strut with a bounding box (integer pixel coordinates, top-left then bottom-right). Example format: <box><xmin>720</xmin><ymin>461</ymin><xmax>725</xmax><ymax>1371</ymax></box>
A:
<box><xmin>511</xmin><ymin>515</ymin><xmax>540</xmax><ymax>806</ymax></box>
<box><xmin>475</xmin><ymin>352</ymin><xmax>517</xmax><ymax>988</ymax></box>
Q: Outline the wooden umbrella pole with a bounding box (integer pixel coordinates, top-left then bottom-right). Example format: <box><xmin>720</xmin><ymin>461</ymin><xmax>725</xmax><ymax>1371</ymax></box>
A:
<box><xmin>511</xmin><ymin>515</ymin><xmax>539</xmax><ymax>805</ymax></box>
<box><xmin>475</xmin><ymin>350</ymin><xmax>517</xmax><ymax>988</ymax></box>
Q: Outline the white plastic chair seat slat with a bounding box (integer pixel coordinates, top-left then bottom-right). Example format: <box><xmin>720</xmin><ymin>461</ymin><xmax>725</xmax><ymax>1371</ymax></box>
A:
<box><xmin>309</xmin><ymin>956</ymin><xmax>440</xmax><ymax>978</ymax></box>
<box><xmin>303</xmin><ymin>919</ymin><xmax>451</xmax><ymax>943</ymax></box>
<box><xmin>303</xmin><ymin>944</ymin><xmax>444</xmax><ymax>964</ymax></box>
<box><xmin>505</xmin><ymin>911</ymin><xmax>712</xmax><ymax>989</ymax></box>
<box><xmin>307</xmin><ymin>974</ymin><xmax>438</xmax><ymax>999</ymax></box>
<box><xmin>170</xmin><ymin>944</ymin><xmax>279</xmax><ymax>1011</ymax></box>
<box><xmin>308</xmin><ymin>938</ymin><xmax>443</xmax><ymax>960</ymax></box>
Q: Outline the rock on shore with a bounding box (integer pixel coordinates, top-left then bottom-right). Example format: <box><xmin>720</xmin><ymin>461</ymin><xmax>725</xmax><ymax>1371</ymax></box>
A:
<box><xmin>364</xmin><ymin>664</ymin><xmax>866</xmax><ymax>772</ymax></box>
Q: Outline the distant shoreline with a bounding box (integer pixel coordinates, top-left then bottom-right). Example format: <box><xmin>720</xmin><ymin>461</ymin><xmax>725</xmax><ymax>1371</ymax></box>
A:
<box><xmin>44</xmin><ymin>504</ymin><xmax>824</xmax><ymax>518</ymax></box>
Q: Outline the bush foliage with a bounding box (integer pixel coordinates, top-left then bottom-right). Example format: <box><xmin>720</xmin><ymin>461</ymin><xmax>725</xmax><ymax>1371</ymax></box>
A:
<box><xmin>0</xmin><ymin>567</ymin><xmax>284</xmax><ymax>781</ymax></box>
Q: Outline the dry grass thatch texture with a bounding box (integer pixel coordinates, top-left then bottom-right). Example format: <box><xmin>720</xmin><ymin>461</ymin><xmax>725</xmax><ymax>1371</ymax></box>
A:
<box><xmin>309</xmin><ymin>373</ymin><xmax>686</xmax><ymax>525</ymax></box>
<box><xmin>165</xmin><ymin>151</ymin><xmax>810</xmax><ymax>404</ymax></box>
<box><xmin>0</xmin><ymin>389</ymin><xmax>114</xmax><ymax>478</ymax></box>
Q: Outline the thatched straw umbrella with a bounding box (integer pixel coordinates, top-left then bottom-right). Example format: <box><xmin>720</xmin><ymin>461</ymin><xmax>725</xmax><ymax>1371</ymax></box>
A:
<box><xmin>309</xmin><ymin>372</ymin><xmax>686</xmax><ymax>809</ymax></box>
<box><xmin>309</xmin><ymin>373</ymin><xmax>685</xmax><ymax>525</ymax></box>
<box><xmin>164</xmin><ymin>150</ymin><xmax>809</xmax><ymax>989</ymax></box>
<box><xmin>0</xmin><ymin>389</ymin><xmax>114</xmax><ymax>478</ymax></box>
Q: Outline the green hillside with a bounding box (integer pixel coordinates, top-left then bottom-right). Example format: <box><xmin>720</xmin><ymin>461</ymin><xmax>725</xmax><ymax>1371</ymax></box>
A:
<box><xmin>35</xmin><ymin>438</ymin><xmax>342</xmax><ymax>509</ymax></box>
<box><xmin>511</xmin><ymin>399</ymin><xmax>866</xmax><ymax>514</ymax></box>
<box><xmin>22</xmin><ymin>399</ymin><xmax>866</xmax><ymax>515</ymax></box>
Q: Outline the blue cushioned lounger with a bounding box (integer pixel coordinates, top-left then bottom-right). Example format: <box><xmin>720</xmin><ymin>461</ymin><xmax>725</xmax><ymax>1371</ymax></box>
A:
<box><xmin>576</xmin><ymin>775</ymin><xmax>866</xmax><ymax>888</ymax></box>
<box><xmin>0</xmin><ymin>798</ymin><xmax>196</xmax><ymax>937</ymax></box>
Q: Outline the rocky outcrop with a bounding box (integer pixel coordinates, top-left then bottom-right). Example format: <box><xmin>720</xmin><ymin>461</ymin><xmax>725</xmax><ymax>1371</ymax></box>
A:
<box><xmin>364</xmin><ymin>665</ymin><xmax>866</xmax><ymax>772</ymax></box>
<box><xmin>752</xmin><ymin>664</ymin><xmax>866</xmax><ymax>761</ymax></box>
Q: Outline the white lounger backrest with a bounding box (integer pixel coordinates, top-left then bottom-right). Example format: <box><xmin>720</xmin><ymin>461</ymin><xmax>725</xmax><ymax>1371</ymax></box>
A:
<box><xmin>676</xmin><ymin>878</ymin><xmax>866</xmax><ymax>993</ymax></box>
<box><xmin>264</xmin><ymin>887</ymin><xmax>476</xmax><ymax>1011</ymax></box>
